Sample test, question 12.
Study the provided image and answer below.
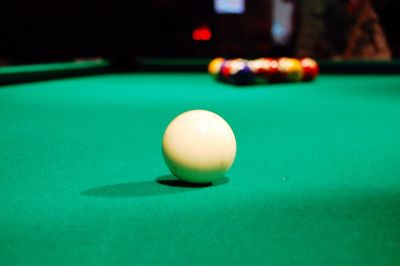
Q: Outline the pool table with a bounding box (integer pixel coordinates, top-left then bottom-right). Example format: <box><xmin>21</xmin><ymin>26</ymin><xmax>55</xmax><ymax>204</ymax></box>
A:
<box><xmin>1</xmin><ymin>61</ymin><xmax>400</xmax><ymax>266</ymax></box>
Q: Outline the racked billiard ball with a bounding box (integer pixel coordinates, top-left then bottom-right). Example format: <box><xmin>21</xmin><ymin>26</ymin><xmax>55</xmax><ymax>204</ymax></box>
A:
<box><xmin>162</xmin><ymin>110</ymin><xmax>236</xmax><ymax>184</ymax></box>
<box><xmin>248</xmin><ymin>58</ymin><xmax>268</xmax><ymax>84</ymax></box>
<box><xmin>228</xmin><ymin>59</ymin><xmax>254</xmax><ymax>85</ymax></box>
<box><xmin>300</xmin><ymin>57</ymin><xmax>319</xmax><ymax>81</ymax></box>
<box><xmin>248</xmin><ymin>58</ymin><xmax>281</xmax><ymax>84</ymax></box>
<box><xmin>278</xmin><ymin>57</ymin><xmax>303</xmax><ymax>82</ymax></box>
<box><xmin>218</xmin><ymin>59</ymin><xmax>233</xmax><ymax>82</ymax></box>
<box><xmin>208</xmin><ymin>57</ymin><xmax>225</xmax><ymax>77</ymax></box>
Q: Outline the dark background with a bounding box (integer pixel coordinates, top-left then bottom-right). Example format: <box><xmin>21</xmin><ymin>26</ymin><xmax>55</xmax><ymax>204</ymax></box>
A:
<box><xmin>0</xmin><ymin>0</ymin><xmax>399</xmax><ymax>65</ymax></box>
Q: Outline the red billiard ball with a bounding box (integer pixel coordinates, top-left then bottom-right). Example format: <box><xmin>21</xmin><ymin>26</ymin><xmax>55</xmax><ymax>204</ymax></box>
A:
<box><xmin>248</xmin><ymin>58</ymin><xmax>268</xmax><ymax>84</ymax></box>
<box><xmin>267</xmin><ymin>58</ymin><xmax>284</xmax><ymax>83</ymax></box>
<box><xmin>300</xmin><ymin>58</ymin><xmax>319</xmax><ymax>81</ymax></box>
<box><xmin>218</xmin><ymin>59</ymin><xmax>233</xmax><ymax>83</ymax></box>
<box><xmin>248</xmin><ymin>58</ymin><xmax>281</xmax><ymax>84</ymax></box>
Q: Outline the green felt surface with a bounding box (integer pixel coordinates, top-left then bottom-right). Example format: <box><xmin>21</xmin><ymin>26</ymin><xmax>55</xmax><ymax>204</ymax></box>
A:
<box><xmin>1</xmin><ymin>73</ymin><xmax>400</xmax><ymax>266</ymax></box>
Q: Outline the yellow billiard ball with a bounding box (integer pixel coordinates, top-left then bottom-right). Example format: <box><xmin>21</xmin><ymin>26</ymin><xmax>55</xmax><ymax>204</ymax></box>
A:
<box><xmin>208</xmin><ymin>57</ymin><xmax>225</xmax><ymax>77</ymax></box>
<box><xmin>162</xmin><ymin>110</ymin><xmax>236</xmax><ymax>184</ymax></box>
<box><xmin>278</xmin><ymin>57</ymin><xmax>303</xmax><ymax>82</ymax></box>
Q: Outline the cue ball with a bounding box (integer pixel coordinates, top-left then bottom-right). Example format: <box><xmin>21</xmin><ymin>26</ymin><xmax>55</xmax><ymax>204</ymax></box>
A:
<box><xmin>162</xmin><ymin>110</ymin><xmax>236</xmax><ymax>184</ymax></box>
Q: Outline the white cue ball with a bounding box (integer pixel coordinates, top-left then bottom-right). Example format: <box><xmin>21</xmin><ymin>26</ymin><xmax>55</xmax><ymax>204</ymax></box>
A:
<box><xmin>162</xmin><ymin>110</ymin><xmax>236</xmax><ymax>184</ymax></box>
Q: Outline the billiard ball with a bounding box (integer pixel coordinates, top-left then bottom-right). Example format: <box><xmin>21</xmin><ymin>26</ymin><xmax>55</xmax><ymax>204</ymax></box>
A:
<box><xmin>208</xmin><ymin>57</ymin><xmax>225</xmax><ymax>77</ymax></box>
<box><xmin>300</xmin><ymin>57</ymin><xmax>319</xmax><ymax>81</ymax></box>
<box><xmin>218</xmin><ymin>59</ymin><xmax>233</xmax><ymax>82</ymax></box>
<box><xmin>288</xmin><ymin>58</ymin><xmax>303</xmax><ymax>82</ymax></box>
<box><xmin>278</xmin><ymin>57</ymin><xmax>303</xmax><ymax>82</ymax></box>
<box><xmin>248</xmin><ymin>58</ymin><xmax>281</xmax><ymax>84</ymax></box>
<box><xmin>162</xmin><ymin>110</ymin><xmax>236</xmax><ymax>184</ymax></box>
<box><xmin>267</xmin><ymin>58</ymin><xmax>282</xmax><ymax>83</ymax></box>
<box><xmin>248</xmin><ymin>58</ymin><xmax>268</xmax><ymax>84</ymax></box>
<box><xmin>228</xmin><ymin>59</ymin><xmax>254</xmax><ymax>85</ymax></box>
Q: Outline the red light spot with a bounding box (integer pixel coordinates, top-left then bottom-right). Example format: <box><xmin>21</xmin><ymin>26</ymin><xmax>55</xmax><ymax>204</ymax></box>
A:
<box><xmin>192</xmin><ymin>26</ymin><xmax>211</xmax><ymax>41</ymax></box>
